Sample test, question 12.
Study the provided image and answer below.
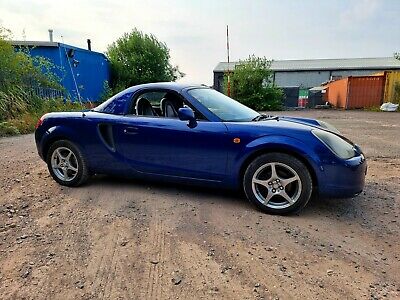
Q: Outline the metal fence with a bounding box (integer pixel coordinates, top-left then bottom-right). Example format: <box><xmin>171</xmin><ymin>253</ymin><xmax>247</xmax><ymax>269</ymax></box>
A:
<box><xmin>29</xmin><ymin>86</ymin><xmax>64</xmax><ymax>100</ymax></box>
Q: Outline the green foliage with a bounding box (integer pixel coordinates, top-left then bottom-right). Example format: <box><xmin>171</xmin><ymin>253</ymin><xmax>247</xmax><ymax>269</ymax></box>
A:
<box><xmin>0</xmin><ymin>26</ymin><xmax>83</xmax><ymax>137</ymax></box>
<box><xmin>106</xmin><ymin>28</ymin><xmax>184</xmax><ymax>92</ymax></box>
<box><xmin>0</xmin><ymin>86</ymin><xmax>28</xmax><ymax>120</ymax></box>
<box><xmin>99</xmin><ymin>80</ymin><xmax>113</xmax><ymax>103</ymax></box>
<box><xmin>0</xmin><ymin>28</ymin><xmax>62</xmax><ymax>91</ymax></box>
<box><xmin>223</xmin><ymin>55</ymin><xmax>283</xmax><ymax>111</ymax></box>
<box><xmin>395</xmin><ymin>52</ymin><xmax>400</xmax><ymax>60</ymax></box>
<box><xmin>0</xmin><ymin>121</ymin><xmax>20</xmax><ymax>137</ymax></box>
<box><xmin>0</xmin><ymin>96</ymin><xmax>86</xmax><ymax>137</ymax></box>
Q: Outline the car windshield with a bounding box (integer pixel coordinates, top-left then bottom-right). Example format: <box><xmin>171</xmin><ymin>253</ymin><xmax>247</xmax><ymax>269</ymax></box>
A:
<box><xmin>188</xmin><ymin>88</ymin><xmax>259</xmax><ymax>122</ymax></box>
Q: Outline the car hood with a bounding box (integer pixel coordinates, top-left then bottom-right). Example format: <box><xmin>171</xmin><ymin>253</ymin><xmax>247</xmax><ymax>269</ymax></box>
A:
<box><xmin>226</xmin><ymin>116</ymin><xmax>330</xmax><ymax>132</ymax></box>
<box><xmin>223</xmin><ymin>116</ymin><xmax>343</xmax><ymax>144</ymax></box>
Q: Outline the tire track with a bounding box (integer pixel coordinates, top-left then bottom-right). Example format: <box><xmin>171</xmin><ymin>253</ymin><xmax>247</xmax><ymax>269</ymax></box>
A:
<box><xmin>144</xmin><ymin>208</ymin><xmax>168</xmax><ymax>300</ymax></box>
<box><xmin>87</xmin><ymin>224</ymin><xmax>119</xmax><ymax>299</ymax></box>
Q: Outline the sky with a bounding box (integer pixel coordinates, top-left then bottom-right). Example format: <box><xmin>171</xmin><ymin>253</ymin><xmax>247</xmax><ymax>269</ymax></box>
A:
<box><xmin>0</xmin><ymin>0</ymin><xmax>399</xmax><ymax>85</ymax></box>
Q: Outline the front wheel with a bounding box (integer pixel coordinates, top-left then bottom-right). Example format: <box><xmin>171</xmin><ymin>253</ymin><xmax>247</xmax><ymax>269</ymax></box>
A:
<box><xmin>46</xmin><ymin>140</ymin><xmax>89</xmax><ymax>187</ymax></box>
<box><xmin>243</xmin><ymin>153</ymin><xmax>313</xmax><ymax>214</ymax></box>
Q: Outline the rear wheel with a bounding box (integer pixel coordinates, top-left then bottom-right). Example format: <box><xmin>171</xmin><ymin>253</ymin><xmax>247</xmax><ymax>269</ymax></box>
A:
<box><xmin>243</xmin><ymin>153</ymin><xmax>312</xmax><ymax>214</ymax></box>
<box><xmin>46</xmin><ymin>140</ymin><xmax>89</xmax><ymax>187</ymax></box>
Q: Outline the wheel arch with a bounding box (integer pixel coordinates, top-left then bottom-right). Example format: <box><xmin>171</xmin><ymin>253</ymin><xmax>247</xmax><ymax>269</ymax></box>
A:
<box><xmin>238</xmin><ymin>146</ymin><xmax>319</xmax><ymax>190</ymax></box>
<box><xmin>41</xmin><ymin>126</ymin><xmax>83</xmax><ymax>161</ymax></box>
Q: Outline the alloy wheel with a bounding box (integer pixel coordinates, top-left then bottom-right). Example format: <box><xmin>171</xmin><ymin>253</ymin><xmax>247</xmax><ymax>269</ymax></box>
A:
<box><xmin>251</xmin><ymin>162</ymin><xmax>302</xmax><ymax>209</ymax></box>
<box><xmin>51</xmin><ymin>147</ymin><xmax>79</xmax><ymax>182</ymax></box>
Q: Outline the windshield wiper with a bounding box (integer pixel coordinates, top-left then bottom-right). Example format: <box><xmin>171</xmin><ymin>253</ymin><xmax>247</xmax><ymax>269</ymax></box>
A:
<box><xmin>252</xmin><ymin>114</ymin><xmax>279</xmax><ymax>122</ymax></box>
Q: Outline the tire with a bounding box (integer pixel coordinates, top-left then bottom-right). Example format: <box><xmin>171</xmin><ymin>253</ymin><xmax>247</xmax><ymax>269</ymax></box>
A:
<box><xmin>46</xmin><ymin>140</ymin><xmax>89</xmax><ymax>187</ymax></box>
<box><xmin>243</xmin><ymin>153</ymin><xmax>312</xmax><ymax>215</ymax></box>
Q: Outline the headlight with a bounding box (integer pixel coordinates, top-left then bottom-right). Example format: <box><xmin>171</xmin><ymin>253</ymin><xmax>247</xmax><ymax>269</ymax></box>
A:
<box><xmin>317</xmin><ymin>120</ymin><xmax>340</xmax><ymax>134</ymax></box>
<box><xmin>312</xmin><ymin>129</ymin><xmax>356</xmax><ymax>159</ymax></box>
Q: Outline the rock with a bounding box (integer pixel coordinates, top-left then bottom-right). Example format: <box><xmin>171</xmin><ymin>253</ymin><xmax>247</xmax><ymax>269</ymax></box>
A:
<box><xmin>150</xmin><ymin>260</ymin><xmax>159</xmax><ymax>265</ymax></box>
<box><xmin>255</xmin><ymin>283</ymin><xmax>260</xmax><ymax>288</ymax></box>
<box><xmin>20</xmin><ymin>265</ymin><xmax>32</xmax><ymax>278</ymax></box>
<box><xmin>75</xmin><ymin>280</ymin><xmax>84</xmax><ymax>289</ymax></box>
<box><xmin>120</xmin><ymin>240</ymin><xmax>128</xmax><ymax>247</ymax></box>
<box><xmin>327</xmin><ymin>269</ymin><xmax>334</xmax><ymax>276</ymax></box>
<box><xmin>172</xmin><ymin>273</ymin><xmax>182</xmax><ymax>285</ymax></box>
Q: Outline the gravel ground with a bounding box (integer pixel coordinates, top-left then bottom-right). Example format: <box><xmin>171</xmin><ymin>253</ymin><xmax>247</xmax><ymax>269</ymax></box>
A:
<box><xmin>0</xmin><ymin>110</ymin><xmax>399</xmax><ymax>299</ymax></box>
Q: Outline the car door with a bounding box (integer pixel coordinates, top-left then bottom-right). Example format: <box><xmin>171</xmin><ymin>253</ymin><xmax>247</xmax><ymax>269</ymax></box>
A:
<box><xmin>117</xmin><ymin>115</ymin><xmax>229</xmax><ymax>182</ymax></box>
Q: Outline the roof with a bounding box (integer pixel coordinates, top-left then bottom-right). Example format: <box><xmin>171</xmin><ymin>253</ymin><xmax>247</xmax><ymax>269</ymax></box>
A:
<box><xmin>214</xmin><ymin>57</ymin><xmax>400</xmax><ymax>72</ymax></box>
<box><xmin>123</xmin><ymin>82</ymin><xmax>206</xmax><ymax>94</ymax></box>
<box><xmin>11</xmin><ymin>40</ymin><xmax>59</xmax><ymax>47</ymax></box>
<box><xmin>11</xmin><ymin>40</ymin><xmax>106</xmax><ymax>57</ymax></box>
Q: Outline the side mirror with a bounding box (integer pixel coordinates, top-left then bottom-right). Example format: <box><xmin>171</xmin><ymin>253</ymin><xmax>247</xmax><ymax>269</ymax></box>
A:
<box><xmin>178</xmin><ymin>107</ymin><xmax>197</xmax><ymax>128</ymax></box>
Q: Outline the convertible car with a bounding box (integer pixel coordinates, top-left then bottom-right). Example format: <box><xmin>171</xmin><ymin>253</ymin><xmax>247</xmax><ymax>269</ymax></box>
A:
<box><xmin>35</xmin><ymin>83</ymin><xmax>367</xmax><ymax>214</ymax></box>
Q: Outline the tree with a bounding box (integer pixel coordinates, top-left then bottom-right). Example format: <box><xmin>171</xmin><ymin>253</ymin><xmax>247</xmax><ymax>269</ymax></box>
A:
<box><xmin>106</xmin><ymin>29</ymin><xmax>184</xmax><ymax>92</ymax></box>
<box><xmin>224</xmin><ymin>55</ymin><xmax>283</xmax><ymax>111</ymax></box>
<box><xmin>0</xmin><ymin>27</ymin><xmax>61</xmax><ymax>91</ymax></box>
<box><xmin>395</xmin><ymin>52</ymin><xmax>400</xmax><ymax>60</ymax></box>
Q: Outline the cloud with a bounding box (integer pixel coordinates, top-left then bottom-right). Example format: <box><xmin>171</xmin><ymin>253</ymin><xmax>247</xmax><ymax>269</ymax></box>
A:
<box><xmin>0</xmin><ymin>0</ymin><xmax>399</xmax><ymax>84</ymax></box>
<box><xmin>339</xmin><ymin>0</ymin><xmax>380</xmax><ymax>27</ymax></box>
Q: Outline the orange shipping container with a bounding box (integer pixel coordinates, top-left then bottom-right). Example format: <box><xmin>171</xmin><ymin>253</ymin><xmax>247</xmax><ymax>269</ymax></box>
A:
<box><xmin>325</xmin><ymin>75</ymin><xmax>384</xmax><ymax>109</ymax></box>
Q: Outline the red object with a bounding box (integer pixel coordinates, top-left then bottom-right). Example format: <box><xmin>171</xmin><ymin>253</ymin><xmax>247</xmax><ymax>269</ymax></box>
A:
<box><xmin>35</xmin><ymin>115</ymin><xmax>45</xmax><ymax>129</ymax></box>
<box><xmin>325</xmin><ymin>75</ymin><xmax>385</xmax><ymax>109</ymax></box>
<box><xmin>298</xmin><ymin>98</ymin><xmax>307</xmax><ymax>108</ymax></box>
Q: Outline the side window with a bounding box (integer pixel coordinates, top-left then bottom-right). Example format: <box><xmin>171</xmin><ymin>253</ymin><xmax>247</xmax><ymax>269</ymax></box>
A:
<box><xmin>129</xmin><ymin>91</ymin><xmax>166</xmax><ymax>116</ymax></box>
<box><xmin>144</xmin><ymin>92</ymin><xmax>167</xmax><ymax>106</ymax></box>
<box><xmin>102</xmin><ymin>92</ymin><xmax>133</xmax><ymax>115</ymax></box>
<box><xmin>130</xmin><ymin>89</ymin><xmax>207</xmax><ymax>120</ymax></box>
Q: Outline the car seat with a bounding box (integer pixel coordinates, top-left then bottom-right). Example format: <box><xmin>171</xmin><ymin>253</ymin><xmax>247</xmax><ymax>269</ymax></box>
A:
<box><xmin>136</xmin><ymin>98</ymin><xmax>156</xmax><ymax>116</ymax></box>
<box><xmin>160</xmin><ymin>98</ymin><xmax>182</xmax><ymax>118</ymax></box>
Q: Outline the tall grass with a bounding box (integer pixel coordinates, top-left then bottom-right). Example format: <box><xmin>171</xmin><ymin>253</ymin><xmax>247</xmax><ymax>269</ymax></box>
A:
<box><xmin>0</xmin><ymin>85</ymin><xmax>87</xmax><ymax>137</ymax></box>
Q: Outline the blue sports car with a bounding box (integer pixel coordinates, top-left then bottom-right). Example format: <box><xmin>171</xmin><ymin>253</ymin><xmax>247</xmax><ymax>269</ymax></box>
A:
<box><xmin>35</xmin><ymin>83</ymin><xmax>367</xmax><ymax>214</ymax></box>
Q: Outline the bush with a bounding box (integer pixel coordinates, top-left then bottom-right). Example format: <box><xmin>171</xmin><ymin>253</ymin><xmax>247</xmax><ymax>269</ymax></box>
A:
<box><xmin>107</xmin><ymin>28</ymin><xmax>184</xmax><ymax>93</ymax></box>
<box><xmin>0</xmin><ymin>86</ymin><xmax>28</xmax><ymax>121</ymax></box>
<box><xmin>0</xmin><ymin>28</ymin><xmax>84</xmax><ymax>137</ymax></box>
<box><xmin>0</xmin><ymin>98</ymin><xmax>86</xmax><ymax>137</ymax></box>
<box><xmin>223</xmin><ymin>55</ymin><xmax>283</xmax><ymax>111</ymax></box>
<box><xmin>99</xmin><ymin>80</ymin><xmax>113</xmax><ymax>103</ymax></box>
<box><xmin>0</xmin><ymin>121</ymin><xmax>20</xmax><ymax>137</ymax></box>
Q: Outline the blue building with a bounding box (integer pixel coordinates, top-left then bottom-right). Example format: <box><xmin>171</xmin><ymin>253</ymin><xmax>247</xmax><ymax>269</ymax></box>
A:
<box><xmin>12</xmin><ymin>40</ymin><xmax>110</xmax><ymax>101</ymax></box>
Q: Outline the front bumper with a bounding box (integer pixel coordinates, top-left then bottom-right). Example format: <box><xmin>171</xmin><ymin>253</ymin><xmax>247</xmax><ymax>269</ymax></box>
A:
<box><xmin>319</xmin><ymin>154</ymin><xmax>367</xmax><ymax>198</ymax></box>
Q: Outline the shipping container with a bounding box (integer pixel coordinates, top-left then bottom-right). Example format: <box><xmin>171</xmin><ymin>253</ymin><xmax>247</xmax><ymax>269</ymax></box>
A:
<box><xmin>325</xmin><ymin>75</ymin><xmax>385</xmax><ymax>109</ymax></box>
<box><xmin>324</xmin><ymin>77</ymin><xmax>349</xmax><ymax>108</ymax></box>
<box><xmin>383</xmin><ymin>71</ymin><xmax>400</xmax><ymax>104</ymax></box>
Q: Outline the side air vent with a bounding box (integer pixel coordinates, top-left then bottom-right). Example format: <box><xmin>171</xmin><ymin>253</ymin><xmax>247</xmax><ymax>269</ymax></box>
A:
<box><xmin>98</xmin><ymin>124</ymin><xmax>116</xmax><ymax>152</ymax></box>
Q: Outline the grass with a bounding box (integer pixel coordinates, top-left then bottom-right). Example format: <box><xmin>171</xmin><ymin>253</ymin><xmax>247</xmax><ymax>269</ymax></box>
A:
<box><xmin>0</xmin><ymin>98</ymin><xmax>91</xmax><ymax>138</ymax></box>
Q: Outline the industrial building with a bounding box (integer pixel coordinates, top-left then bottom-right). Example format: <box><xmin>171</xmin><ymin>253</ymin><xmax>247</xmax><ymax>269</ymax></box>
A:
<box><xmin>213</xmin><ymin>57</ymin><xmax>400</xmax><ymax>90</ymax></box>
<box><xmin>213</xmin><ymin>57</ymin><xmax>400</xmax><ymax>108</ymax></box>
<box><xmin>12</xmin><ymin>37</ymin><xmax>109</xmax><ymax>101</ymax></box>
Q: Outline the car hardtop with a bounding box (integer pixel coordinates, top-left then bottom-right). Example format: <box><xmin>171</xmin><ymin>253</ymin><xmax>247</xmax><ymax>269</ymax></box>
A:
<box><xmin>120</xmin><ymin>82</ymin><xmax>209</xmax><ymax>94</ymax></box>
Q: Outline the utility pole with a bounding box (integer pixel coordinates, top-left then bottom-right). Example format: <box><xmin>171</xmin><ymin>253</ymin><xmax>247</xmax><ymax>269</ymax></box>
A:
<box><xmin>226</xmin><ymin>25</ymin><xmax>231</xmax><ymax>97</ymax></box>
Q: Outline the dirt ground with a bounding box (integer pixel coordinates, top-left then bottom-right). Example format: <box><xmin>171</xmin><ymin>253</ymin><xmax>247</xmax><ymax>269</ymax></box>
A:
<box><xmin>0</xmin><ymin>110</ymin><xmax>399</xmax><ymax>300</ymax></box>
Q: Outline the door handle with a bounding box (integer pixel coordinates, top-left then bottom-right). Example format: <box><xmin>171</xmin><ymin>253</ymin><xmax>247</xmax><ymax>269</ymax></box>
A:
<box><xmin>123</xmin><ymin>127</ymin><xmax>138</xmax><ymax>134</ymax></box>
